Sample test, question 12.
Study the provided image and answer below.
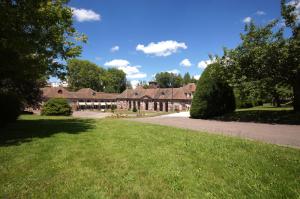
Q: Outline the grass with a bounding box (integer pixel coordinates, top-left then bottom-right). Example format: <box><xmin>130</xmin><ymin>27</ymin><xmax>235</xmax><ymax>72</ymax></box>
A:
<box><xmin>213</xmin><ymin>106</ymin><xmax>300</xmax><ymax>125</ymax></box>
<box><xmin>1</xmin><ymin>115</ymin><xmax>300</xmax><ymax>198</ymax></box>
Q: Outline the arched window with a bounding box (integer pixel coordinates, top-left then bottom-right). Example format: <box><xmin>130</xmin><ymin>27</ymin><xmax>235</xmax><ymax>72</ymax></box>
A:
<box><xmin>58</xmin><ymin>89</ymin><xmax>63</xmax><ymax>94</ymax></box>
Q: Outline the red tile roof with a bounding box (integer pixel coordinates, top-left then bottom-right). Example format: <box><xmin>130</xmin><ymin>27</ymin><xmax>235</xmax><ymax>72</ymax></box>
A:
<box><xmin>117</xmin><ymin>83</ymin><xmax>196</xmax><ymax>100</ymax></box>
<box><xmin>42</xmin><ymin>87</ymin><xmax>118</xmax><ymax>100</ymax></box>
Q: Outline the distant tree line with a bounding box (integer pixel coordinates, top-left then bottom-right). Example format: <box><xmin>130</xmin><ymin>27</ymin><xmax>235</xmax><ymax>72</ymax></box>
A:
<box><xmin>153</xmin><ymin>72</ymin><xmax>197</xmax><ymax>88</ymax></box>
<box><xmin>67</xmin><ymin>59</ymin><xmax>126</xmax><ymax>93</ymax></box>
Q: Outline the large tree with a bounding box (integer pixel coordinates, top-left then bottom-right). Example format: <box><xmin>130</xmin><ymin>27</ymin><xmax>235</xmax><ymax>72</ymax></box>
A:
<box><xmin>67</xmin><ymin>59</ymin><xmax>105</xmax><ymax>91</ymax></box>
<box><xmin>155</xmin><ymin>72</ymin><xmax>183</xmax><ymax>88</ymax></box>
<box><xmin>220</xmin><ymin>0</ymin><xmax>300</xmax><ymax>111</ymax></box>
<box><xmin>0</xmin><ymin>0</ymin><xmax>85</xmax><ymax>122</ymax></box>
<box><xmin>281</xmin><ymin>0</ymin><xmax>300</xmax><ymax>111</ymax></box>
<box><xmin>103</xmin><ymin>68</ymin><xmax>127</xmax><ymax>93</ymax></box>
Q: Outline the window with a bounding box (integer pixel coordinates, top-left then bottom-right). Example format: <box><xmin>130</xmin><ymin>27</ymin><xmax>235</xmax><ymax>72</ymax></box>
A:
<box><xmin>57</xmin><ymin>89</ymin><xmax>63</xmax><ymax>94</ymax></box>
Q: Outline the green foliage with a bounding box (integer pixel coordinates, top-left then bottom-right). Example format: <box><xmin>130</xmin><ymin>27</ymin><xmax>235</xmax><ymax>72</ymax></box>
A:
<box><xmin>111</xmin><ymin>104</ymin><xmax>117</xmax><ymax>113</ymax></box>
<box><xmin>0</xmin><ymin>93</ymin><xmax>23</xmax><ymax>126</ymax></box>
<box><xmin>183</xmin><ymin>72</ymin><xmax>197</xmax><ymax>85</ymax></box>
<box><xmin>155</xmin><ymin>72</ymin><xmax>183</xmax><ymax>88</ymax></box>
<box><xmin>0</xmin><ymin>0</ymin><xmax>85</xmax><ymax>122</ymax></box>
<box><xmin>67</xmin><ymin>59</ymin><xmax>127</xmax><ymax>93</ymax></box>
<box><xmin>137</xmin><ymin>80</ymin><xmax>149</xmax><ymax>89</ymax></box>
<box><xmin>220</xmin><ymin>1</ymin><xmax>300</xmax><ymax>111</ymax></box>
<box><xmin>41</xmin><ymin>98</ymin><xmax>72</xmax><ymax>116</ymax></box>
<box><xmin>190</xmin><ymin>63</ymin><xmax>236</xmax><ymax>118</ymax></box>
<box><xmin>132</xmin><ymin>106</ymin><xmax>138</xmax><ymax>112</ymax></box>
<box><xmin>67</xmin><ymin>59</ymin><xmax>105</xmax><ymax>91</ymax></box>
<box><xmin>103</xmin><ymin>68</ymin><xmax>127</xmax><ymax>93</ymax></box>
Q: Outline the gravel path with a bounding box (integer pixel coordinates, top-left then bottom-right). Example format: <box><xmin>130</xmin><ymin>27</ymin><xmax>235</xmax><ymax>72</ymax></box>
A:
<box><xmin>131</xmin><ymin>116</ymin><xmax>300</xmax><ymax>148</ymax></box>
<box><xmin>73</xmin><ymin>111</ymin><xmax>112</xmax><ymax>119</ymax></box>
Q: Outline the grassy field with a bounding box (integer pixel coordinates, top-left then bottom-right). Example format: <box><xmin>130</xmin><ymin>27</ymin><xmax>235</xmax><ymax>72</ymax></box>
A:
<box><xmin>1</xmin><ymin>115</ymin><xmax>300</xmax><ymax>198</ymax></box>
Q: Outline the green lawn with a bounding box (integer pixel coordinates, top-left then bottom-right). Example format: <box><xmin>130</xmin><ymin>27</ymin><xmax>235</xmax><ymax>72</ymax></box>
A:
<box><xmin>1</xmin><ymin>115</ymin><xmax>300</xmax><ymax>198</ymax></box>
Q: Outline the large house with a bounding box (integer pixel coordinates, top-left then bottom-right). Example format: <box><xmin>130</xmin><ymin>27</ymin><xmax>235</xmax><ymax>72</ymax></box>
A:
<box><xmin>117</xmin><ymin>83</ymin><xmax>196</xmax><ymax>112</ymax></box>
<box><xmin>42</xmin><ymin>87</ymin><xmax>118</xmax><ymax>110</ymax></box>
<box><xmin>41</xmin><ymin>83</ymin><xmax>196</xmax><ymax>112</ymax></box>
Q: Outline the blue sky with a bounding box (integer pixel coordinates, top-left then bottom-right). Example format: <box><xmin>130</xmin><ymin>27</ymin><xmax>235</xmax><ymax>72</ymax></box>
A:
<box><xmin>57</xmin><ymin>0</ymin><xmax>284</xmax><ymax>86</ymax></box>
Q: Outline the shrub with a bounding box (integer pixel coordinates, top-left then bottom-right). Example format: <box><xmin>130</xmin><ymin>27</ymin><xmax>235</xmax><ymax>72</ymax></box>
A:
<box><xmin>0</xmin><ymin>93</ymin><xmax>23</xmax><ymax>126</ymax></box>
<box><xmin>190</xmin><ymin>63</ymin><xmax>236</xmax><ymax>119</ymax></box>
<box><xmin>111</xmin><ymin>104</ymin><xmax>117</xmax><ymax>113</ymax></box>
<box><xmin>132</xmin><ymin>106</ymin><xmax>137</xmax><ymax>112</ymax></box>
<box><xmin>41</xmin><ymin>98</ymin><xmax>72</xmax><ymax>116</ymax></box>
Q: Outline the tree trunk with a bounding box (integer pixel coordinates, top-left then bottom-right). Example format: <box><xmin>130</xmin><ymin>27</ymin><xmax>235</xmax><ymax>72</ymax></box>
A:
<box><xmin>293</xmin><ymin>72</ymin><xmax>300</xmax><ymax>112</ymax></box>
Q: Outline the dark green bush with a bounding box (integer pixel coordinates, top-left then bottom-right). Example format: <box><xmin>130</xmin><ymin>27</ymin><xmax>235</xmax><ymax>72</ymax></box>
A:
<box><xmin>111</xmin><ymin>104</ymin><xmax>117</xmax><ymax>113</ymax></box>
<box><xmin>0</xmin><ymin>93</ymin><xmax>23</xmax><ymax>126</ymax></box>
<box><xmin>132</xmin><ymin>106</ymin><xmax>137</xmax><ymax>112</ymax></box>
<box><xmin>190</xmin><ymin>63</ymin><xmax>236</xmax><ymax>119</ymax></box>
<box><xmin>41</xmin><ymin>98</ymin><xmax>72</xmax><ymax>116</ymax></box>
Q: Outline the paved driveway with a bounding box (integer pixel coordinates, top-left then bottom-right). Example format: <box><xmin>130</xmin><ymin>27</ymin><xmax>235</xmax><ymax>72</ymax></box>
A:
<box><xmin>131</xmin><ymin>116</ymin><xmax>300</xmax><ymax>148</ymax></box>
<box><xmin>73</xmin><ymin>111</ymin><xmax>112</xmax><ymax>119</ymax></box>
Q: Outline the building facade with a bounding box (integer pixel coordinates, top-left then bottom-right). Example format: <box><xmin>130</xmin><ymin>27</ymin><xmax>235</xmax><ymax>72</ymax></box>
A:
<box><xmin>42</xmin><ymin>87</ymin><xmax>118</xmax><ymax>111</ymax></box>
<box><xmin>116</xmin><ymin>83</ymin><xmax>196</xmax><ymax>112</ymax></box>
<box><xmin>41</xmin><ymin>83</ymin><xmax>196</xmax><ymax>112</ymax></box>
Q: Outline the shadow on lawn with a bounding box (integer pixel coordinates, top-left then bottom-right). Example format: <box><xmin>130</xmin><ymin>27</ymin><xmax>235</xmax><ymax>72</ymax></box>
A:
<box><xmin>213</xmin><ymin>110</ymin><xmax>300</xmax><ymax>125</ymax></box>
<box><xmin>0</xmin><ymin>118</ymin><xmax>95</xmax><ymax>146</ymax></box>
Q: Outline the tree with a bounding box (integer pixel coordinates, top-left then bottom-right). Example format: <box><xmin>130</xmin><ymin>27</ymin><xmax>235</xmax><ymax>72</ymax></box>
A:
<box><xmin>103</xmin><ymin>68</ymin><xmax>127</xmax><ymax>93</ymax></box>
<box><xmin>190</xmin><ymin>63</ymin><xmax>235</xmax><ymax>119</ymax></box>
<box><xmin>41</xmin><ymin>98</ymin><xmax>72</xmax><ymax>116</ymax></box>
<box><xmin>183</xmin><ymin>72</ymin><xmax>191</xmax><ymax>84</ymax></box>
<box><xmin>137</xmin><ymin>80</ymin><xmax>149</xmax><ymax>89</ymax></box>
<box><xmin>220</xmin><ymin>1</ymin><xmax>300</xmax><ymax>111</ymax></box>
<box><xmin>281</xmin><ymin>0</ymin><xmax>300</xmax><ymax>111</ymax></box>
<box><xmin>0</xmin><ymin>0</ymin><xmax>85</xmax><ymax>123</ymax></box>
<box><xmin>155</xmin><ymin>72</ymin><xmax>183</xmax><ymax>88</ymax></box>
<box><xmin>67</xmin><ymin>59</ymin><xmax>105</xmax><ymax>91</ymax></box>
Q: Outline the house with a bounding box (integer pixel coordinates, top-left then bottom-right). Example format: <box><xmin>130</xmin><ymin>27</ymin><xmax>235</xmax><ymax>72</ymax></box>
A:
<box><xmin>116</xmin><ymin>83</ymin><xmax>196</xmax><ymax>112</ymax></box>
<box><xmin>41</xmin><ymin>87</ymin><xmax>118</xmax><ymax>111</ymax></box>
<box><xmin>41</xmin><ymin>83</ymin><xmax>196</xmax><ymax>112</ymax></box>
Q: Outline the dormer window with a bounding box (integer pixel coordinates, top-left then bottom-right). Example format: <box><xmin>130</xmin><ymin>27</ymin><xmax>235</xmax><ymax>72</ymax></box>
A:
<box><xmin>58</xmin><ymin>89</ymin><xmax>63</xmax><ymax>94</ymax></box>
<box><xmin>92</xmin><ymin>92</ymin><xmax>96</xmax><ymax>96</ymax></box>
<box><xmin>135</xmin><ymin>92</ymin><xmax>138</xmax><ymax>96</ymax></box>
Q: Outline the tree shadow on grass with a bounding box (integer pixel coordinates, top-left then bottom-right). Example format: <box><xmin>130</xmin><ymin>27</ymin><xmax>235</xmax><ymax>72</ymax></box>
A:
<box><xmin>0</xmin><ymin>117</ymin><xmax>96</xmax><ymax>146</ymax></box>
<box><xmin>212</xmin><ymin>110</ymin><xmax>300</xmax><ymax>125</ymax></box>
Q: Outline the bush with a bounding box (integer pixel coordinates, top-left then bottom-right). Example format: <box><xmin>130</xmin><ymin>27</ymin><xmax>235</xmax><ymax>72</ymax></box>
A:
<box><xmin>111</xmin><ymin>104</ymin><xmax>117</xmax><ymax>113</ymax></box>
<box><xmin>0</xmin><ymin>93</ymin><xmax>23</xmax><ymax>126</ymax></box>
<box><xmin>132</xmin><ymin>106</ymin><xmax>137</xmax><ymax>112</ymax></box>
<box><xmin>41</xmin><ymin>98</ymin><xmax>72</xmax><ymax>116</ymax></box>
<box><xmin>190</xmin><ymin>63</ymin><xmax>236</xmax><ymax>119</ymax></box>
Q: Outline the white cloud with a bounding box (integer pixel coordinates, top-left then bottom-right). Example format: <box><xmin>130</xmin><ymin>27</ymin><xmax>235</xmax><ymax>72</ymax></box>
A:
<box><xmin>243</xmin><ymin>16</ymin><xmax>252</xmax><ymax>23</ymax></box>
<box><xmin>104</xmin><ymin>59</ymin><xmax>130</xmax><ymax>67</ymax></box>
<box><xmin>255</xmin><ymin>10</ymin><xmax>266</xmax><ymax>16</ymax></box>
<box><xmin>193</xmin><ymin>75</ymin><xmax>201</xmax><ymax>80</ymax></box>
<box><xmin>104</xmin><ymin>59</ymin><xmax>147</xmax><ymax>79</ymax></box>
<box><xmin>167</xmin><ymin>69</ymin><xmax>180</xmax><ymax>74</ymax></box>
<box><xmin>130</xmin><ymin>80</ymin><xmax>139</xmax><ymax>89</ymax></box>
<box><xmin>95</xmin><ymin>56</ymin><xmax>102</xmax><ymax>61</ymax></box>
<box><xmin>71</xmin><ymin>7</ymin><xmax>101</xmax><ymax>22</ymax></box>
<box><xmin>110</xmin><ymin>46</ymin><xmax>119</xmax><ymax>52</ymax></box>
<box><xmin>136</xmin><ymin>40</ymin><xmax>187</xmax><ymax>57</ymax></box>
<box><xmin>180</xmin><ymin>59</ymin><xmax>192</xmax><ymax>67</ymax></box>
<box><xmin>286</xmin><ymin>0</ymin><xmax>300</xmax><ymax>22</ymax></box>
<box><xmin>197</xmin><ymin>59</ymin><xmax>215</xmax><ymax>69</ymax></box>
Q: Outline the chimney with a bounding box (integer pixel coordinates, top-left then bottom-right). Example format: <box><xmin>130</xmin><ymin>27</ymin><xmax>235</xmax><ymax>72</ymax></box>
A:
<box><xmin>149</xmin><ymin>81</ymin><xmax>158</xmax><ymax>89</ymax></box>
